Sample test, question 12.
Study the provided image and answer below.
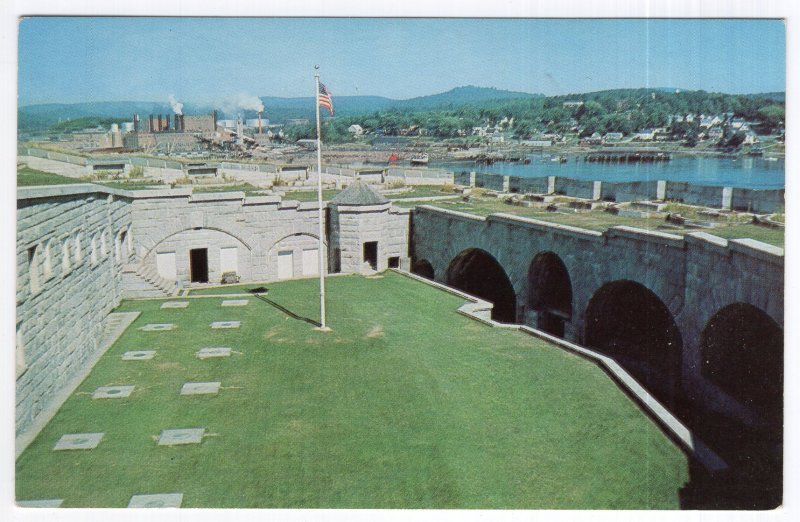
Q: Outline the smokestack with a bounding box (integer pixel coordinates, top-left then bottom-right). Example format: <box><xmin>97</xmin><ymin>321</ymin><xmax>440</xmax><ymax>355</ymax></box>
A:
<box><xmin>133</xmin><ymin>113</ymin><xmax>139</xmax><ymax>133</ymax></box>
<box><xmin>258</xmin><ymin>112</ymin><xmax>262</xmax><ymax>134</ymax></box>
<box><xmin>166</xmin><ymin>114</ymin><xmax>171</xmax><ymax>132</ymax></box>
<box><xmin>149</xmin><ymin>115</ymin><xmax>154</xmax><ymax>133</ymax></box>
<box><xmin>213</xmin><ymin>110</ymin><xmax>218</xmax><ymax>130</ymax></box>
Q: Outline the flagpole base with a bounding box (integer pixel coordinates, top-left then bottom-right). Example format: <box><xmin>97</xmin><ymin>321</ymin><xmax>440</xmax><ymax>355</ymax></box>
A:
<box><xmin>314</xmin><ymin>326</ymin><xmax>332</xmax><ymax>333</ymax></box>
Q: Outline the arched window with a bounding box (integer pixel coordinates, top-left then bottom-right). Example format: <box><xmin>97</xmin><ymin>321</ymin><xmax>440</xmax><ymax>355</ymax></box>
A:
<box><xmin>27</xmin><ymin>244</ymin><xmax>41</xmax><ymax>294</ymax></box>
<box><xmin>101</xmin><ymin>231</ymin><xmax>109</xmax><ymax>258</ymax></box>
<box><xmin>43</xmin><ymin>240</ymin><xmax>55</xmax><ymax>279</ymax></box>
<box><xmin>90</xmin><ymin>235</ymin><xmax>98</xmax><ymax>265</ymax></box>
<box><xmin>74</xmin><ymin>233</ymin><xmax>83</xmax><ymax>264</ymax></box>
<box><xmin>62</xmin><ymin>239</ymin><xmax>72</xmax><ymax>274</ymax></box>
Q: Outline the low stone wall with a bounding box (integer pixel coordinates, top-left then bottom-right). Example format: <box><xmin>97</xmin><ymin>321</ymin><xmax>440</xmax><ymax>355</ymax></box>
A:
<box><xmin>601</xmin><ymin>180</ymin><xmax>661</xmax><ymax>202</ymax></box>
<box><xmin>730</xmin><ymin>187</ymin><xmax>785</xmax><ymax>213</ymax></box>
<box><xmin>509</xmin><ymin>175</ymin><xmax>549</xmax><ymax>194</ymax></box>
<box><xmin>19</xmin><ymin>155</ymin><xmax>91</xmax><ymax>178</ymax></box>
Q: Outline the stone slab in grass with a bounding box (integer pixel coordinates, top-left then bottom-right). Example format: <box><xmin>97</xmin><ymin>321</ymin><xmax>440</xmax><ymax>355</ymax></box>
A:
<box><xmin>92</xmin><ymin>385</ymin><xmax>135</xmax><ymax>399</ymax></box>
<box><xmin>196</xmin><ymin>347</ymin><xmax>232</xmax><ymax>359</ymax></box>
<box><xmin>161</xmin><ymin>301</ymin><xmax>190</xmax><ymax>309</ymax></box>
<box><xmin>221</xmin><ymin>299</ymin><xmax>249</xmax><ymax>307</ymax></box>
<box><xmin>122</xmin><ymin>350</ymin><xmax>157</xmax><ymax>361</ymax></box>
<box><xmin>139</xmin><ymin>323</ymin><xmax>177</xmax><ymax>332</ymax></box>
<box><xmin>210</xmin><ymin>321</ymin><xmax>240</xmax><ymax>329</ymax></box>
<box><xmin>127</xmin><ymin>493</ymin><xmax>183</xmax><ymax>508</ymax></box>
<box><xmin>180</xmin><ymin>382</ymin><xmax>221</xmax><ymax>395</ymax></box>
<box><xmin>158</xmin><ymin>428</ymin><xmax>205</xmax><ymax>446</ymax></box>
<box><xmin>17</xmin><ymin>499</ymin><xmax>64</xmax><ymax>508</ymax></box>
<box><xmin>53</xmin><ymin>432</ymin><xmax>104</xmax><ymax>451</ymax></box>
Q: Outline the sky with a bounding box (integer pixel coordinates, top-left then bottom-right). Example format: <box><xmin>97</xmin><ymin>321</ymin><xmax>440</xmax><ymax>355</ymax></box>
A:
<box><xmin>17</xmin><ymin>17</ymin><xmax>786</xmax><ymax>107</ymax></box>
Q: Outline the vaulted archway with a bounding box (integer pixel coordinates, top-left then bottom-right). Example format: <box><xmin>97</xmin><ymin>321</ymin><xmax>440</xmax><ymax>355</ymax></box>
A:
<box><xmin>584</xmin><ymin>280</ymin><xmax>682</xmax><ymax>408</ymax></box>
<box><xmin>689</xmin><ymin>302</ymin><xmax>783</xmax><ymax>509</ymax></box>
<box><xmin>446</xmin><ymin>248</ymin><xmax>516</xmax><ymax>323</ymax></box>
<box><xmin>411</xmin><ymin>258</ymin><xmax>435</xmax><ymax>280</ymax></box>
<box><xmin>527</xmin><ymin>252</ymin><xmax>572</xmax><ymax>337</ymax></box>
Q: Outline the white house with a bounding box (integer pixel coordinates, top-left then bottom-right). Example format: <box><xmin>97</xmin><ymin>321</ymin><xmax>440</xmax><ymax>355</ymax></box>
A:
<box><xmin>636</xmin><ymin>129</ymin><xmax>655</xmax><ymax>141</ymax></box>
<box><xmin>348</xmin><ymin>124</ymin><xmax>365</xmax><ymax>136</ymax></box>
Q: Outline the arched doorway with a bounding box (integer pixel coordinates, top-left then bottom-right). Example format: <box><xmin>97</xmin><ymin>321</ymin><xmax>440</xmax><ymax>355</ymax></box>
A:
<box><xmin>690</xmin><ymin>303</ymin><xmax>783</xmax><ymax>508</ymax></box>
<box><xmin>411</xmin><ymin>259</ymin><xmax>435</xmax><ymax>280</ymax></box>
<box><xmin>527</xmin><ymin>252</ymin><xmax>572</xmax><ymax>337</ymax></box>
<box><xmin>446</xmin><ymin>248</ymin><xmax>516</xmax><ymax>322</ymax></box>
<box><xmin>584</xmin><ymin>280</ymin><xmax>682</xmax><ymax>407</ymax></box>
<box><xmin>267</xmin><ymin>233</ymin><xmax>327</xmax><ymax>281</ymax></box>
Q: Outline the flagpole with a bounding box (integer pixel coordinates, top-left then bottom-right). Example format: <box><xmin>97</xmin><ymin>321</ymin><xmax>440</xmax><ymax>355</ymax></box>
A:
<box><xmin>314</xmin><ymin>66</ymin><xmax>329</xmax><ymax>331</ymax></box>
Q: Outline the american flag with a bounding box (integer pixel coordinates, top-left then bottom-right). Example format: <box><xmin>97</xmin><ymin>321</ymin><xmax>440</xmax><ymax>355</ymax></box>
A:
<box><xmin>318</xmin><ymin>83</ymin><xmax>334</xmax><ymax>115</ymax></box>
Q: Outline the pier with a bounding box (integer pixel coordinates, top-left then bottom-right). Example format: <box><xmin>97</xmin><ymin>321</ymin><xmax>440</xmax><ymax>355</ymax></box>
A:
<box><xmin>585</xmin><ymin>148</ymin><xmax>672</xmax><ymax>163</ymax></box>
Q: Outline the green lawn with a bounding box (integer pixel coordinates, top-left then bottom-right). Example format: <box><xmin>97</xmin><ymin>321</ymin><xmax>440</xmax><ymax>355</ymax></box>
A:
<box><xmin>16</xmin><ymin>273</ymin><xmax>688</xmax><ymax>508</ymax></box>
<box><xmin>17</xmin><ymin>166</ymin><xmax>85</xmax><ymax>187</ymax></box>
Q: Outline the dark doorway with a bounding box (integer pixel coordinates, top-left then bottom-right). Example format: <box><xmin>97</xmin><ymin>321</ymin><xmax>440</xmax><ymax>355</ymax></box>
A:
<box><xmin>411</xmin><ymin>259</ymin><xmax>435</xmax><ymax>280</ymax></box>
<box><xmin>388</xmin><ymin>256</ymin><xmax>400</xmax><ymax>269</ymax></box>
<box><xmin>363</xmin><ymin>241</ymin><xmax>378</xmax><ymax>270</ymax></box>
<box><xmin>189</xmin><ymin>248</ymin><xmax>209</xmax><ymax>283</ymax></box>
<box><xmin>584</xmin><ymin>280</ymin><xmax>682</xmax><ymax>408</ymax></box>
<box><xmin>527</xmin><ymin>252</ymin><xmax>572</xmax><ymax>337</ymax></box>
<box><xmin>446</xmin><ymin>248</ymin><xmax>516</xmax><ymax>323</ymax></box>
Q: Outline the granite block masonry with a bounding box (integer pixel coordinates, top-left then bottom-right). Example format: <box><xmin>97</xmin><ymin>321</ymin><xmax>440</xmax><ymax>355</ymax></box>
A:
<box><xmin>17</xmin><ymin>181</ymin><xmax>412</xmax><ymax>449</ymax></box>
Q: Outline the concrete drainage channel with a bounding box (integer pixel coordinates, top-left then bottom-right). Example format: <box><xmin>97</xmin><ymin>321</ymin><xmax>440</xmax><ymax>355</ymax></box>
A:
<box><xmin>391</xmin><ymin>268</ymin><xmax>727</xmax><ymax>473</ymax></box>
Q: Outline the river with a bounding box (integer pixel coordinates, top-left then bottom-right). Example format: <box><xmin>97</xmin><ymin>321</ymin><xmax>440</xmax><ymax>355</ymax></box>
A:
<box><xmin>435</xmin><ymin>155</ymin><xmax>785</xmax><ymax>190</ymax></box>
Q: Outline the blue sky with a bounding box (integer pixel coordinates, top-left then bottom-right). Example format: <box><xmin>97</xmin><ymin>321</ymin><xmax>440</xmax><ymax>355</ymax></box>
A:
<box><xmin>18</xmin><ymin>17</ymin><xmax>786</xmax><ymax>106</ymax></box>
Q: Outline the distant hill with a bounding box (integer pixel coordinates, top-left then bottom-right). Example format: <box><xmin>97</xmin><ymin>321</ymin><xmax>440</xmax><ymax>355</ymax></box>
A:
<box><xmin>396</xmin><ymin>85</ymin><xmax>540</xmax><ymax>109</ymax></box>
<box><xmin>18</xmin><ymin>86</ymin><xmax>542</xmax><ymax>131</ymax></box>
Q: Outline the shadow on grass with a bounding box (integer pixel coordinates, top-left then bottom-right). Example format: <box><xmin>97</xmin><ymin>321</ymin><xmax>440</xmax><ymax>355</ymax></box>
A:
<box><xmin>248</xmin><ymin>287</ymin><xmax>321</xmax><ymax>327</ymax></box>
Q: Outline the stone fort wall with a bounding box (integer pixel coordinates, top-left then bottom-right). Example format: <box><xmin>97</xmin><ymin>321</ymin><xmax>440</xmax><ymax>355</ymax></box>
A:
<box><xmin>16</xmin><ymin>185</ymin><xmax>133</xmax><ymax>436</ymax></box>
<box><xmin>410</xmin><ymin>205</ymin><xmax>783</xmax><ymax>425</ymax></box>
<box><xmin>15</xmin><ymin>184</ymin><xmax>410</xmax><ymax>444</ymax></box>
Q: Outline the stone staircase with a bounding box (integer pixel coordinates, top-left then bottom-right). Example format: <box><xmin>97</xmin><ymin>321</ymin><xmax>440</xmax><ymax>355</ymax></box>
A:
<box><xmin>121</xmin><ymin>263</ymin><xmax>179</xmax><ymax>298</ymax></box>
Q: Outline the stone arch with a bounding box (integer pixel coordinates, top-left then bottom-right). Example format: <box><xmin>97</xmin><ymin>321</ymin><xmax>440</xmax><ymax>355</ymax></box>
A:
<box><xmin>446</xmin><ymin>248</ymin><xmax>516</xmax><ymax>323</ymax></box>
<box><xmin>61</xmin><ymin>238</ymin><xmax>72</xmax><ymax>274</ymax></box>
<box><xmin>527</xmin><ymin>251</ymin><xmax>572</xmax><ymax>337</ymax></box>
<box><xmin>411</xmin><ymin>258</ymin><xmax>435</xmax><ymax>280</ymax></box>
<box><xmin>691</xmin><ymin>303</ymin><xmax>784</xmax><ymax>509</ymax></box>
<box><xmin>267</xmin><ymin>233</ymin><xmax>328</xmax><ymax>281</ymax></box>
<box><xmin>100</xmin><ymin>230</ymin><xmax>109</xmax><ymax>258</ymax></box>
<box><xmin>584</xmin><ymin>280</ymin><xmax>683</xmax><ymax>407</ymax></box>
<box><xmin>90</xmin><ymin>234</ymin><xmax>99</xmax><ymax>265</ymax></box>
<box><xmin>700</xmin><ymin>303</ymin><xmax>782</xmax><ymax>427</ymax></box>
<box><xmin>116</xmin><ymin>227</ymin><xmax>131</xmax><ymax>263</ymax></box>
<box><xmin>43</xmin><ymin>239</ymin><xmax>56</xmax><ymax>279</ymax></box>
<box><xmin>144</xmin><ymin>227</ymin><xmax>254</xmax><ymax>284</ymax></box>
<box><xmin>73</xmin><ymin>232</ymin><xmax>83</xmax><ymax>264</ymax></box>
<box><xmin>148</xmin><ymin>226</ymin><xmax>254</xmax><ymax>255</ymax></box>
<box><xmin>27</xmin><ymin>244</ymin><xmax>41</xmax><ymax>295</ymax></box>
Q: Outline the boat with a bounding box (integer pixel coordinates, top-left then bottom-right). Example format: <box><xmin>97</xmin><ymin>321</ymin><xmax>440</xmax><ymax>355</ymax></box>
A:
<box><xmin>550</xmin><ymin>155</ymin><xmax>568</xmax><ymax>163</ymax></box>
<box><xmin>410</xmin><ymin>153</ymin><xmax>429</xmax><ymax>166</ymax></box>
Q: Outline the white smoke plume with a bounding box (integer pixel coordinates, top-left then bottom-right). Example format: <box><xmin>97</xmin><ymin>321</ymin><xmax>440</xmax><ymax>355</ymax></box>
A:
<box><xmin>217</xmin><ymin>93</ymin><xmax>265</xmax><ymax>115</ymax></box>
<box><xmin>168</xmin><ymin>95</ymin><xmax>183</xmax><ymax>115</ymax></box>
